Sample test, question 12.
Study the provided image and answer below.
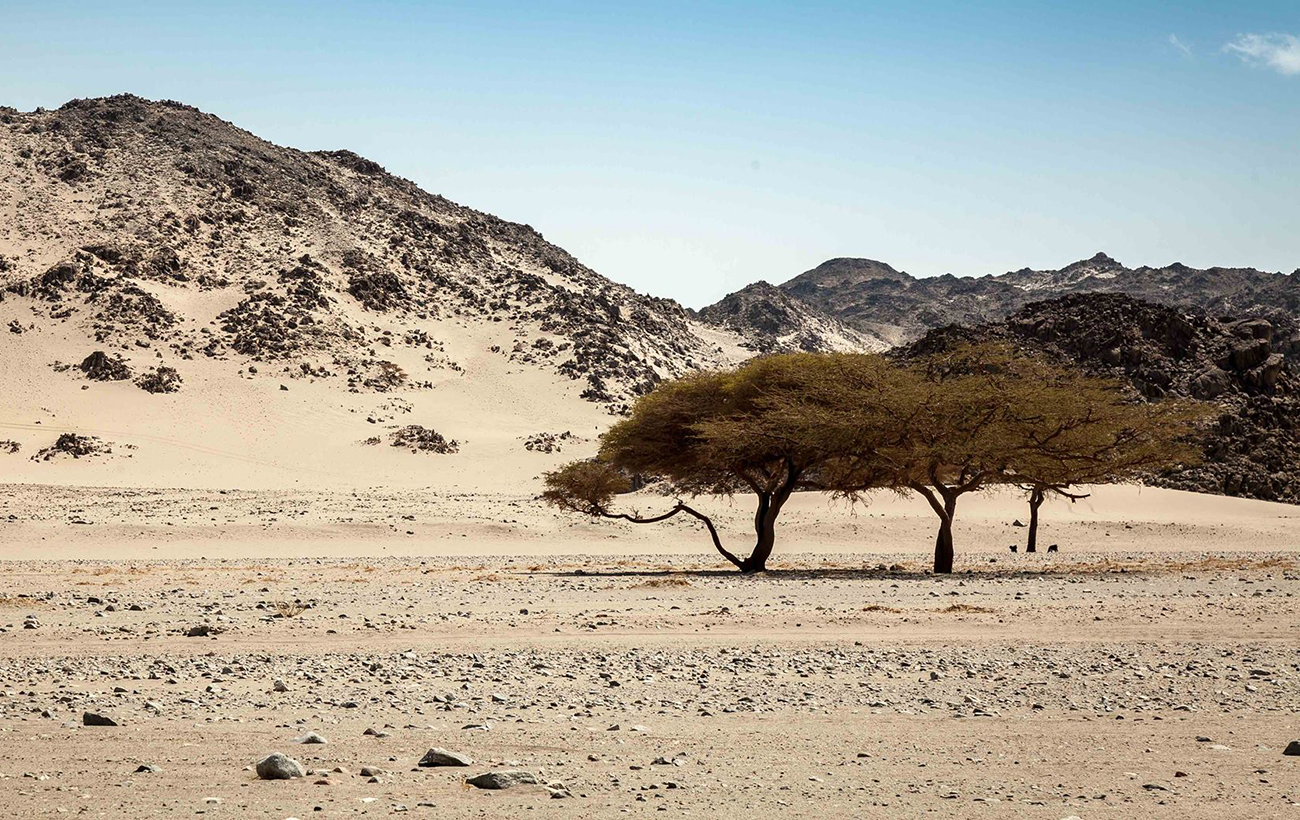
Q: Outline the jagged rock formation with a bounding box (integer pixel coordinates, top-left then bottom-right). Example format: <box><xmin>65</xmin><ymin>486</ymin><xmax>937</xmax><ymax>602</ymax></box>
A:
<box><xmin>768</xmin><ymin>252</ymin><xmax>1300</xmax><ymax>344</ymax></box>
<box><xmin>903</xmin><ymin>293</ymin><xmax>1300</xmax><ymax>503</ymax></box>
<box><xmin>0</xmin><ymin>94</ymin><xmax>746</xmax><ymax>408</ymax></box>
<box><xmin>694</xmin><ymin>280</ymin><xmax>887</xmax><ymax>354</ymax></box>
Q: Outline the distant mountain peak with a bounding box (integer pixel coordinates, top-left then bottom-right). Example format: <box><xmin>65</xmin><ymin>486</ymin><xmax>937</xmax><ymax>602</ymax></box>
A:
<box><xmin>792</xmin><ymin>257</ymin><xmax>910</xmax><ymax>283</ymax></box>
<box><xmin>1061</xmin><ymin>251</ymin><xmax>1122</xmax><ymax>272</ymax></box>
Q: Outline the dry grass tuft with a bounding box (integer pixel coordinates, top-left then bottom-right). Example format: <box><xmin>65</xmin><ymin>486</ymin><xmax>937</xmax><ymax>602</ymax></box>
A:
<box><xmin>242</xmin><ymin>574</ymin><xmax>283</xmax><ymax>585</ymax></box>
<box><xmin>861</xmin><ymin>604</ymin><xmax>902</xmax><ymax>613</ymax></box>
<box><xmin>938</xmin><ymin>603</ymin><xmax>996</xmax><ymax>614</ymax></box>
<box><xmin>633</xmin><ymin>576</ymin><xmax>692</xmax><ymax>588</ymax></box>
<box><xmin>272</xmin><ymin>600</ymin><xmax>309</xmax><ymax>618</ymax></box>
<box><xmin>1030</xmin><ymin>555</ymin><xmax>1298</xmax><ymax>576</ymax></box>
<box><xmin>0</xmin><ymin>596</ymin><xmax>43</xmax><ymax>609</ymax></box>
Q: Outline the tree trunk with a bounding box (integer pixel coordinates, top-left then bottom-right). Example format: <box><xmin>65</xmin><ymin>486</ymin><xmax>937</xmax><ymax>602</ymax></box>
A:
<box><xmin>742</xmin><ymin>517</ymin><xmax>776</xmax><ymax>573</ymax></box>
<box><xmin>933</xmin><ymin>493</ymin><xmax>958</xmax><ymax>574</ymax></box>
<box><xmin>741</xmin><ymin>473</ymin><xmax>797</xmax><ymax>573</ymax></box>
<box><xmin>912</xmin><ymin>484</ymin><xmax>960</xmax><ymax>574</ymax></box>
<box><xmin>934</xmin><ymin>516</ymin><xmax>954</xmax><ymax>574</ymax></box>
<box><xmin>1026</xmin><ymin>487</ymin><xmax>1044</xmax><ymax>553</ymax></box>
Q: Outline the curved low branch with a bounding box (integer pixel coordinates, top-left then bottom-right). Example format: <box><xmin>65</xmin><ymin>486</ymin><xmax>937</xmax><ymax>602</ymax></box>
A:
<box><xmin>674</xmin><ymin>503</ymin><xmax>747</xmax><ymax>569</ymax></box>
<box><xmin>596</xmin><ymin>502</ymin><xmax>745</xmax><ymax>569</ymax></box>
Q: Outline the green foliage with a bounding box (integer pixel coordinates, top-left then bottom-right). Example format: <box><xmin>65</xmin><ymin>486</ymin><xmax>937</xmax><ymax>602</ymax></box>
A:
<box><xmin>545</xmin><ymin>353</ymin><xmax>904</xmax><ymax>570</ymax></box>
<box><xmin>541</xmin><ymin>459</ymin><xmax>631</xmax><ymax>516</ymax></box>
<box><xmin>542</xmin><ymin>343</ymin><xmax>1212</xmax><ymax>574</ymax></box>
<box><xmin>597</xmin><ymin>353</ymin><xmax>864</xmax><ymax>497</ymax></box>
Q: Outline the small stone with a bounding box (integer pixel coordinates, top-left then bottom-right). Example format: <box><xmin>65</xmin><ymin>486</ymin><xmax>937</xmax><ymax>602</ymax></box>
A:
<box><xmin>419</xmin><ymin>748</ymin><xmax>473</xmax><ymax>767</ymax></box>
<box><xmin>82</xmin><ymin>712</ymin><xmax>118</xmax><ymax>727</ymax></box>
<box><xmin>466</xmin><ymin>770</ymin><xmax>539</xmax><ymax>790</ymax></box>
<box><xmin>256</xmin><ymin>753</ymin><xmax>305</xmax><ymax>780</ymax></box>
<box><xmin>1284</xmin><ymin>741</ymin><xmax>1300</xmax><ymax>756</ymax></box>
<box><xmin>134</xmin><ymin>764</ymin><xmax>160</xmax><ymax>773</ymax></box>
<box><xmin>294</xmin><ymin>732</ymin><xmax>328</xmax><ymax>745</ymax></box>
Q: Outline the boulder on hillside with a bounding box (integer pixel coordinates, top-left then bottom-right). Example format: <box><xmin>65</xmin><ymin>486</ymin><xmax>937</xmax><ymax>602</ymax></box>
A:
<box><xmin>79</xmin><ymin>350</ymin><xmax>131</xmax><ymax>381</ymax></box>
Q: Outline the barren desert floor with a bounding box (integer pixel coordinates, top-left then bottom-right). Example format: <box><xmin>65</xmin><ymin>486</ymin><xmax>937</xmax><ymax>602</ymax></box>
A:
<box><xmin>1</xmin><ymin>484</ymin><xmax>1298</xmax><ymax>819</ymax></box>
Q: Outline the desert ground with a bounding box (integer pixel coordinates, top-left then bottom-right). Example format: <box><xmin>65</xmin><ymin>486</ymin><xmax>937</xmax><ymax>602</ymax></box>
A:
<box><xmin>1</xmin><ymin>483</ymin><xmax>1298</xmax><ymax>819</ymax></box>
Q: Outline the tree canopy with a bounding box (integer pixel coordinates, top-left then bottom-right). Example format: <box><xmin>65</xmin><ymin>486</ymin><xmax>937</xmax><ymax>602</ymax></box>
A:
<box><xmin>544</xmin><ymin>344</ymin><xmax>1210</xmax><ymax>574</ymax></box>
<box><xmin>543</xmin><ymin>353</ymin><xmax>901</xmax><ymax>572</ymax></box>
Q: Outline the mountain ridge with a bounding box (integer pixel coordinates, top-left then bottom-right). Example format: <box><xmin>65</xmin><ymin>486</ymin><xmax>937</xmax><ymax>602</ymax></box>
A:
<box><xmin>754</xmin><ymin>251</ymin><xmax>1299</xmax><ymax>345</ymax></box>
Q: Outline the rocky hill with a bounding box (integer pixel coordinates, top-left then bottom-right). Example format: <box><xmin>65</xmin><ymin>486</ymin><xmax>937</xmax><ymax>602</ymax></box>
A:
<box><xmin>693</xmin><ymin>280</ymin><xmax>887</xmax><ymax>354</ymax></box>
<box><xmin>0</xmin><ymin>94</ymin><xmax>766</xmax><ymax>488</ymax></box>
<box><xmin>901</xmin><ymin>293</ymin><xmax>1300</xmax><ymax>503</ymax></box>
<box><xmin>0</xmin><ymin>94</ymin><xmax>748</xmax><ymax>412</ymax></box>
<box><xmin>746</xmin><ymin>252</ymin><xmax>1300</xmax><ymax>344</ymax></box>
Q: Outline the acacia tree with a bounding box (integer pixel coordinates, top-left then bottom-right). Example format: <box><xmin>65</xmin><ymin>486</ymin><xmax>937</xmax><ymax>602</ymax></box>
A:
<box><xmin>1004</xmin><ymin>366</ymin><xmax>1209</xmax><ymax>552</ymax></box>
<box><xmin>542</xmin><ymin>353</ymin><xmax>898</xmax><ymax>572</ymax></box>
<box><xmin>873</xmin><ymin>343</ymin><xmax>1209</xmax><ymax>571</ymax></box>
<box><xmin>862</xmin><ymin>344</ymin><xmax>1025</xmax><ymax>574</ymax></box>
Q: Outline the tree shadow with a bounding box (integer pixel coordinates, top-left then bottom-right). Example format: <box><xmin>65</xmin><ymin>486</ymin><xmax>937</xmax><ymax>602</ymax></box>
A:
<box><xmin>527</xmin><ymin>563</ymin><xmax>1133</xmax><ymax>582</ymax></box>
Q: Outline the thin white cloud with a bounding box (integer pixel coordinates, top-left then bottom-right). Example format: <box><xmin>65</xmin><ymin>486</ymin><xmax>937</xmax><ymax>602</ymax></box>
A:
<box><xmin>1224</xmin><ymin>32</ymin><xmax>1300</xmax><ymax>75</ymax></box>
<box><xmin>1168</xmin><ymin>33</ymin><xmax>1192</xmax><ymax>58</ymax></box>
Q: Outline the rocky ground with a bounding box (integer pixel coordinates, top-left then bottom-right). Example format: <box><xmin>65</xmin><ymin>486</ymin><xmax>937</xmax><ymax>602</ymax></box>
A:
<box><xmin>1</xmin><ymin>487</ymin><xmax>1299</xmax><ymax>818</ymax></box>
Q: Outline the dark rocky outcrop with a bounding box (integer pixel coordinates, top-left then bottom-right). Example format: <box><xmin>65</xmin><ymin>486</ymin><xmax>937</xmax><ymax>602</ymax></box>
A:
<box><xmin>32</xmin><ymin>433</ymin><xmax>112</xmax><ymax>461</ymax></box>
<box><xmin>79</xmin><ymin>350</ymin><xmax>131</xmax><ymax>381</ymax></box>
<box><xmin>135</xmin><ymin>366</ymin><xmax>183</xmax><ymax>394</ymax></box>
<box><xmin>390</xmin><ymin>425</ymin><xmax>460</xmax><ymax>454</ymax></box>
<box><xmin>903</xmin><ymin>293</ymin><xmax>1300</xmax><ymax>503</ymax></box>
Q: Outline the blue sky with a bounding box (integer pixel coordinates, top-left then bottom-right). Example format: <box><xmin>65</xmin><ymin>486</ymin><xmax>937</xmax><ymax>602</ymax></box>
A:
<box><xmin>2</xmin><ymin>1</ymin><xmax>1297</xmax><ymax>306</ymax></box>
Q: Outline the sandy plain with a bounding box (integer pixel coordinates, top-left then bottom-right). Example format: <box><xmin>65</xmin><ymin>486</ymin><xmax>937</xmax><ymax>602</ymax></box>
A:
<box><xmin>0</xmin><ymin>484</ymin><xmax>1298</xmax><ymax>818</ymax></box>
